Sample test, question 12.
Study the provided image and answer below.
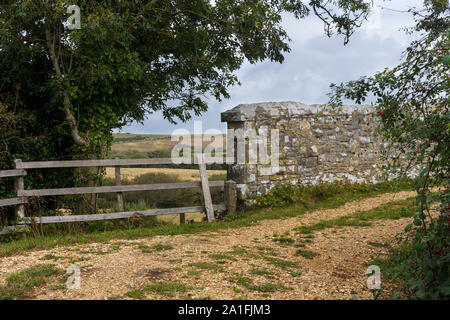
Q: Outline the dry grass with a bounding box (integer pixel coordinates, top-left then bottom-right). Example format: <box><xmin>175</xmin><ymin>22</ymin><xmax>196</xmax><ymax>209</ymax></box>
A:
<box><xmin>104</xmin><ymin>166</ymin><xmax>225</xmax><ymax>225</ymax></box>
<box><xmin>111</xmin><ymin>134</ymin><xmax>173</xmax><ymax>152</ymax></box>
<box><xmin>104</xmin><ymin>168</ymin><xmax>226</xmax><ymax>181</ymax></box>
<box><xmin>157</xmin><ymin>212</ymin><xmax>206</xmax><ymax>225</ymax></box>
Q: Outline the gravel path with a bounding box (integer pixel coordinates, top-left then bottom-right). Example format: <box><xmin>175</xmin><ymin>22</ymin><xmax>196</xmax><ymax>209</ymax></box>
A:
<box><xmin>0</xmin><ymin>190</ymin><xmax>417</xmax><ymax>300</ymax></box>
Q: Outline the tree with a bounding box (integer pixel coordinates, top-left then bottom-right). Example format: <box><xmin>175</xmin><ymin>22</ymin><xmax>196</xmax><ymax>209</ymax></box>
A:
<box><xmin>0</xmin><ymin>0</ymin><xmax>373</xmax><ymax>159</ymax></box>
<box><xmin>329</xmin><ymin>0</ymin><xmax>449</xmax><ymax>298</ymax></box>
<box><xmin>0</xmin><ymin>0</ymin><xmax>375</xmax><ymax>217</ymax></box>
<box><xmin>0</xmin><ymin>98</ymin><xmax>76</xmax><ymax>222</ymax></box>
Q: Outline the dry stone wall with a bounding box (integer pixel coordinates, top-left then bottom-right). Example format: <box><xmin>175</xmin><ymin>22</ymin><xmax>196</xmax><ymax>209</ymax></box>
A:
<box><xmin>221</xmin><ymin>101</ymin><xmax>389</xmax><ymax>200</ymax></box>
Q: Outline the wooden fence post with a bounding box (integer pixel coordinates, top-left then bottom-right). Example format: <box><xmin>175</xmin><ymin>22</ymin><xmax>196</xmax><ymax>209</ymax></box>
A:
<box><xmin>198</xmin><ymin>154</ymin><xmax>215</xmax><ymax>222</ymax></box>
<box><xmin>114</xmin><ymin>157</ymin><xmax>124</xmax><ymax>212</ymax></box>
<box><xmin>224</xmin><ymin>180</ymin><xmax>237</xmax><ymax>215</ymax></box>
<box><xmin>179</xmin><ymin>213</ymin><xmax>185</xmax><ymax>225</ymax></box>
<box><xmin>14</xmin><ymin>159</ymin><xmax>25</xmax><ymax>221</ymax></box>
<box><xmin>0</xmin><ymin>157</ymin><xmax>228</xmax><ymax>226</ymax></box>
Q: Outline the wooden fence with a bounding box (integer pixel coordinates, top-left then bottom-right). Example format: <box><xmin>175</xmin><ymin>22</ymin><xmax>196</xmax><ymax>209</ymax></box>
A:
<box><xmin>0</xmin><ymin>156</ymin><xmax>237</xmax><ymax>235</ymax></box>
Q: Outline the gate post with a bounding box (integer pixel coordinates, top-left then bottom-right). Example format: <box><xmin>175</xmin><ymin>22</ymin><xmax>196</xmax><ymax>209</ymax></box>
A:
<box><xmin>224</xmin><ymin>180</ymin><xmax>237</xmax><ymax>215</ymax></box>
<box><xmin>14</xmin><ymin>159</ymin><xmax>25</xmax><ymax>221</ymax></box>
<box><xmin>198</xmin><ymin>154</ymin><xmax>215</xmax><ymax>222</ymax></box>
<box><xmin>114</xmin><ymin>157</ymin><xmax>124</xmax><ymax>212</ymax></box>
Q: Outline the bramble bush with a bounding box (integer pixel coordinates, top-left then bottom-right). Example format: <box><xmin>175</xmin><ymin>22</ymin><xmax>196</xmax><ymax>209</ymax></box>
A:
<box><xmin>330</xmin><ymin>1</ymin><xmax>449</xmax><ymax>299</ymax></box>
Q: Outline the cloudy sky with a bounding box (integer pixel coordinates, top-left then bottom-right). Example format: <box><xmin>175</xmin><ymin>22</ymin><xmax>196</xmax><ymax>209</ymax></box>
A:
<box><xmin>116</xmin><ymin>0</ymin><xmax>424</xmax><ymax>134</ymax></box>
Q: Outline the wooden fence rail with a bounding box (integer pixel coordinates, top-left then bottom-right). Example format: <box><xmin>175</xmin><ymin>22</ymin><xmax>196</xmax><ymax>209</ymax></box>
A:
<box><xmin>0</xmin><ymin>169</ymin><xmax>27</xmax><ymax>178</ymax></box>
<box><xmin>0</xmin><ymin>165</ymin><xmax>27</xmax><ymax>212</ymax></box>
<box><xmin>0</xmin><ymin>155</ymin><xmax>237</xmax><ymax>235</ymax></box>
<box><xmin>23</xmin><ymin>205</ymin><xmax>227</xmax><ymax>225</ymax></box>
<box><xmin>16</xmin><ymin>158</ymin><xmax>176</xmax><ymax>169</ymax></box>
<box><xmin>20</xmin><ymin>181</ymin><xmax>225</xmax><ymax>197</ymax></box>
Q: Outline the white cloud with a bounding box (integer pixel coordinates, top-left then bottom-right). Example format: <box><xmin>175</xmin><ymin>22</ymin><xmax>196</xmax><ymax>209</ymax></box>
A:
<box><xmin>119</xmin><ymin>0</ymin><xmax>424</xmax><ymax>134</ymax></box>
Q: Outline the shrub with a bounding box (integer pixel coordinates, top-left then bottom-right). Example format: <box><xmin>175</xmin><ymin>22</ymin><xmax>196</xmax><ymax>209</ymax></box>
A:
<box><xmin>249</xmin><ymin>179</ymin><xmax>414</xmax><ymax>209</ymax></box>
<box><xmin>250</xmin><ymin>184</ymin><xmax>296</xmax><ymax>208</ymax></box>
<box><xmin>329</xmin><ymin>3</ymin><xmax>449</xmax><ymax>299</ymax></box>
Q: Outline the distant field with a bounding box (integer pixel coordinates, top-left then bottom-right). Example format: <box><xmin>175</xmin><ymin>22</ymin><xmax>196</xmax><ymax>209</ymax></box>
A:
<box><xmin>104</xmin><ymin>167</ymin><xmax>226</xmax><ymax>181</ymax></box>
<box><xmin>111</xmin><ymin>134</ymin><xmax>175</xmax><ymax>153</ymax></box>
<box><xmin>105</xmin><ymin>133</ymin><xmax>227</xmax><ymax>225</ymax></box>
<box><xmin>110</xmin><ymin>133</ymin><xmax>226</xmax><ymax>156</ymax></box>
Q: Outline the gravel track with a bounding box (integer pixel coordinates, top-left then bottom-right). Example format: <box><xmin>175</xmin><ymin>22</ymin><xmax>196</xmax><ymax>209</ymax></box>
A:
<box><xmin>0</xmin><ymin>190</ymin><xmax>417</xmax><ymax>300</ymax></box>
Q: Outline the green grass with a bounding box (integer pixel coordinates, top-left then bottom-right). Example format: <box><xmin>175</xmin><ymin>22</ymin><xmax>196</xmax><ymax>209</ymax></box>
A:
<box><xmin>39</xmin><ymin>254</ymin><xmax>67</xmax><ymax>261</ymax></box>
<box><xmin>125</xmin><ymin>289</ymin><xmax>146</xmax><ymax>299</ymax></box>
<box><xmin>250</xmin><ymin>268</ymin><xmax>274</xmax><ymax>277</ymax></box>
<box><xmin>125</xmin><ymin>281</ymin><xmax>188</xmax><ymax>299</ymax></box>
<box><xmin>186</xmin><ymin>270</ymin><xmax>202</xmax><ymax>279</ymax></box>
<box><xmin>74</xmin><ymin>245</ymin><xmax>121</xmax><ymax>255</ymax></box>
<box><xmin>368</xmin><ymin>241</ymin><xmax>387</xmax><ymax>248</ymax></box>
<box><xmin>228</xmin><ymin>247</ymin><xmax>261</xmax><ymax>259</ymax></box>
<box><xmin>208</xmin><ymin>253</ymin><xmax>237</xmax><ymax>261</ymax></box>
<box><xmin>231</xmin><ymin>275</ymin><xmax>286</xmax><ymax>293</ymax></box>
<box><xmin>233</xmin><ymin>275</ymin><xmax>253</xmax><ymax>287</ymax></box>
<box><xmin>231</xmin><ymin>286</ymin><xmax>242</xmax><ymax>293</ymax></box>
<box><xmin>254</xmin><ymin>246</ymin><xmax>278</xmax><ymax>256</ymax></box>
<box><xmin>263</xmin><ymin>256</ymin><xmax>299</xmax><ymax>270</ymax></box>
<box><xmin>0</xmin><ymin>264</ymin><xmax>63</xmax><ymax>300</ymax></box>
<box><xmin>295</xmin><ymin>249</ymin><xmax>317</xmax><ymax>259</ymax></box>
<box><xmin>224</xmin><ymin>246</ymin><xmax>300</xmax><ymax>272</ymax></box>
<box><xmin>272</xmin><ymin>236</ymin><xmax>295</xmax><ymax>244</ymax></box>
<box><xmin>190</xmin><ymin>296</ymin><xmax>212</xmax><ymax>300</ymax></box>
<box><xmin>187</xmin><ymin>262</ymin><xmax>224</xmax><ymax>272</ymax></box>
<box><xmin>293</xmin><ymin>197</ymin><xmax>417</xmax><ymax>234</ymax></box>
<box><xmin>153</xmin><ymin>243</ymin><xmax>173</xmax><ymax>251</ymax></box>
<box><xmin>137</xmin><ymin>243</ymin><xmax>152</xmax><ymax>253</ymax></box>
<box><xmin>369</xmin><ymin>243</ymin><xmax>420</xmax><ymax>299</ymax></box>
<box><xmin>147</xmin><ymin>281</ymin><xmax>188</xmax><ymax>296</ymax></box>
<box><xmin>168</xmin><ymin>259</ymin><xmax>182</xmax><ymax>264</ymax></box>
<box><xmin>0</xmin><ymin>179</ymin><xmax>414</xmax><ymax>257</ymax></box>
<box><xmin>47</xmin><ymin>284</ymin><xmax>66</xmax><ymax>291</ymax></box>
<box><xmin>250</xmin><ymin>283</ymin><xmax>283</xmax><ymax>292</ymax></box>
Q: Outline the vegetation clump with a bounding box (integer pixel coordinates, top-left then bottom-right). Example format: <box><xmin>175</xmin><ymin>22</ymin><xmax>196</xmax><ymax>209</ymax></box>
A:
<box><xmin>0</xmin><ymin>264</ymin><xmax>63</xmax><ymax>300</ymax></box>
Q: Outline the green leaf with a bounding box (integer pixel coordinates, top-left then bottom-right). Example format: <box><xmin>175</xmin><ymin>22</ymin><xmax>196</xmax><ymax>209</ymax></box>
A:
<box><xmin>442</xmin><ymin>55</ymin><xmax>450</xmax><ymax>66</ymax></box>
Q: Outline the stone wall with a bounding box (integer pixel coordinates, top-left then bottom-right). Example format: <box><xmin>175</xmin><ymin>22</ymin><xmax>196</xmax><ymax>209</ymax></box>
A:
<box><xmin>221</xmin><ymin>101</ymin><xmax>388</xmax><ymax>200</ymax></box>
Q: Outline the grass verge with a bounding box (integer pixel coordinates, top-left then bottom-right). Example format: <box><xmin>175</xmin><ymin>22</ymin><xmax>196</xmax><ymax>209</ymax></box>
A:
<box><xmin>0</xmin><ymin>179</ymin><xmax>414</xmax><ymax>257</ymax></box>
<box><xmin>0</xmin><ymin>264</ymin><xmax>63</xmax><ymax>299</ymax></box>
<box><xmin>125</xmin><ymin>281</ymin><xmax>188</xmax><ymax>299</ymax></box>
<box><xmin>293</xmin><ymin>197</ymin><xmax>417</xmax><ymax>234</ymax></box>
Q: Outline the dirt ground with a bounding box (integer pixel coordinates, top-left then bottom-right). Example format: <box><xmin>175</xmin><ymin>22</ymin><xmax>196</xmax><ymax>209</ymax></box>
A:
<box><xmin>0</xmin><ymin>190</ymin><xmax>417</xmax><ymax>300</ymax></box>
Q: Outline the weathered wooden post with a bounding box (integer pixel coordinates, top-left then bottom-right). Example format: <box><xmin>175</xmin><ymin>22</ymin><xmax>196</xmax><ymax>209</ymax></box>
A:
<box><xmin>224</xmin><ymin>180</ymin><xmax>237</xmax><ymax>215</ymax></box>
<box><xmin>114</xmin><ymin>157</ymin><xmax>124</xmax><ymax>212</ymax></box>
<box><xmin>198</xmin><ymin>154</ymin><xmax>215</xmax><ymax>222</ymax></box>
<box><xmin>179</xmin><ymin>212</ymin><xmax>186</xmax><ymax>225</ymax></box>
<box><xmin>14</xmin><ymin>159</ymin><xmax>25</xmax><ymax>221</ymax></box>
